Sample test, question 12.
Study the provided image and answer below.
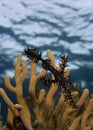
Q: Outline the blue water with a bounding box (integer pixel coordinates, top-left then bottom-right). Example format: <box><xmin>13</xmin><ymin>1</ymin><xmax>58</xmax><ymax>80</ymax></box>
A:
<box><xmin>0</xmin><ymin>0</ymin><xmax>93</xmax><ymax>123</ymax></box>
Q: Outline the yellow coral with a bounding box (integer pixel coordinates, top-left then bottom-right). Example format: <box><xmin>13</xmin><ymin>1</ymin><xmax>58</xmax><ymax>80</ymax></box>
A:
<box><xmin>0</xmin><ymin>50</ymin><xmax>93</xmax><ymax>130</ymax></box>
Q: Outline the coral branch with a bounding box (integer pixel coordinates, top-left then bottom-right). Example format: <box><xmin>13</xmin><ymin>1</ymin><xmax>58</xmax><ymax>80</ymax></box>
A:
<box><xmin>3</xmin><ymin>53</ymin><xmax>32</xmax><ymax>129</ymax></box>
<box><xmin>4</xmin><ymin>77</ymin><xmax>15</xmax><ymax>93</ymax></box>
<box><xmin>77</xmin><ymin>89</ymin><xmax>89</xmax><ymax>107</ymax></box>
<box><xmin>68</xmin><ymin>115</ymin><xmax>81</xmax><ymax>130</ymax></box>
<box><xmin>81</xmin><ymin>99</ymin><xmax>93</xmax><ymax>130</ymax></box>
<box><xmin>0</xmin><ymin>88</ymin><xmax>18</xmax><ymax>117</ymax></box>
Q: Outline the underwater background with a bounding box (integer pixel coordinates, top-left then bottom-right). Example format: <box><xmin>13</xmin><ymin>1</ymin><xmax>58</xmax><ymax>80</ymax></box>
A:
<box><xmin>0</xmin><ymin>0</ymin><xmax>93</xmax><ymax>123</ymax></box>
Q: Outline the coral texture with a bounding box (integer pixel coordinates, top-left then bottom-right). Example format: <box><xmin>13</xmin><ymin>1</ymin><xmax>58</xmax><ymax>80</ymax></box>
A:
<box><xmin>0</xmin><ymin>49</ymin><xmax>93</xmax><ymax>130</ymax></box>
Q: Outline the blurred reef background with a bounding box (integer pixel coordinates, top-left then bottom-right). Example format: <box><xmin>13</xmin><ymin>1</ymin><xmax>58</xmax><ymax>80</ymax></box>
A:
<box><xmin>0</xmin><ymin>0</ymin><xmax>93</xmax><ymax>123</ymax></box>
